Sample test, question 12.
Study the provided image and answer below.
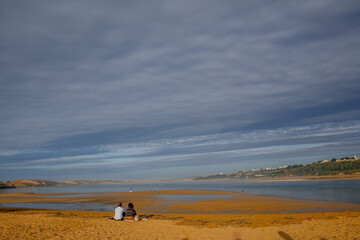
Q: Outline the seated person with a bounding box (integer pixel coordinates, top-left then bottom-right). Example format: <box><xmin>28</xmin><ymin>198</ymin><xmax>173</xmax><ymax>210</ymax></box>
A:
<box><xmin>125</xmin><ymin>202</ymin><xmax>139</xmax><ymax>221</ymax></box>
<box><xmin>109</xmin><ymin>202</ymin><xmax>125</xmax><ymax>221</ymax></box>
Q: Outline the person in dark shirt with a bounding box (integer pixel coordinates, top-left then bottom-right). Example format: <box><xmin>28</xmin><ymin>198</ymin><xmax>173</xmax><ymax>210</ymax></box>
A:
<box><xmin>125</xmin><ymin>202</ymin><xmax>139</xmax><ymax>221</ymax></box>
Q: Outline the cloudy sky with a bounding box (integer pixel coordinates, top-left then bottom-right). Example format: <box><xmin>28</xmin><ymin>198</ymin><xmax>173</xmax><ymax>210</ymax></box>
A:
<box><xmin>1</xmin><ymin>0</ymin><xmax>360</xmax><ymax>181</ymax></box>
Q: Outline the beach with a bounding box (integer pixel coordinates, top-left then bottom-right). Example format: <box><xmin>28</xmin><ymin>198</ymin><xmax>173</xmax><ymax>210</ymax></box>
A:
<box><xmin>1</xmin><ymin>208</ymin><xmax>359</xmax><ymax>239</ymax></box>
<box><xmin>1</xmin><ymin>190</ymin><xmax>360</xmax><ymax>239</ymax></box>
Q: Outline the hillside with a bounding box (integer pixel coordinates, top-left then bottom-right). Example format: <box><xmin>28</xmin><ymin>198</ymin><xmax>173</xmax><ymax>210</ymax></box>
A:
<box><xmin>194</xmin><ymin>158</ymin><xmax>360</xmax><ymax>180</ymax></box>
<box><xmin>9</xmin><ymin>180</ymin><xmax>61</xmax><ymax>187</ymax></box>
<box><xmin>6</xmin><ymin>180</ymin><xmax>126</xmax><ymax>188</ymax></box>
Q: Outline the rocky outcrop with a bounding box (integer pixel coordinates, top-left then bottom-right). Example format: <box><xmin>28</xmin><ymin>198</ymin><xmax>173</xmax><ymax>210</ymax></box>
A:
<box><xmin>8</xmin><ymin>180</ymin><xmax>59</xmax><ymax>187</ymax></box>
<box><xmin>0</xmin><ymin>181</ymin><xmax>15</xmax><ymax>189</ymax></box>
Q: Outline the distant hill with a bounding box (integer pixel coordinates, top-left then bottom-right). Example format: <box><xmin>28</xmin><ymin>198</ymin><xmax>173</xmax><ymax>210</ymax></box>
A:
<box><xmin>194</xmin><ymin>158</ymin><xmax>360</xmax><ymax>180</ymax></box>
<box><xmin>6</xmin><ymin>180</ymin><xmax>126</xmax><ymax>188</ymax></box>
<box><xmin>8</xmin><ymin>180</ymin><xmax>60</xmax><ymax>187</ymax></box>
<box><xmin>69</xmin><ymin>180</ymin><xmax>126</xmax><ymax>185</ymax></box>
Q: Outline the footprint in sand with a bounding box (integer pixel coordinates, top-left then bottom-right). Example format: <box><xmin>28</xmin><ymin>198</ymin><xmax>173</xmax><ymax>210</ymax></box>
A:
<box><xmin>278</xmin><ymin>231</ymin><xmax>294</xmax><ymax>240</ymax></box>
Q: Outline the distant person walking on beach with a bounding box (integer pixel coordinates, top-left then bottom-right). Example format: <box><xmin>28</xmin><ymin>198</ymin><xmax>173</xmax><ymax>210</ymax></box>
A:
<box><xmin>125</xmin><ymin>202</ymin><xmax>139</xmax><ymax>221</ymax></box>
<box><xmin>109</xmin><ymin>202</ymin><xmax>125</xmax><ymax>221</ymax></box>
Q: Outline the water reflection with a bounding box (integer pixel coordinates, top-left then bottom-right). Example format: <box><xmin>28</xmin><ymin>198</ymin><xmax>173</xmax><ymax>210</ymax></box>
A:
<box><xmin>159</xmin><ymin>194</ymin><xmax>235</xmax><ymax>203</ymax></box>
<box><xmin>0</xmin><ymin>202</ymin><xmax>113</xmax><ymax>212</ymax></box>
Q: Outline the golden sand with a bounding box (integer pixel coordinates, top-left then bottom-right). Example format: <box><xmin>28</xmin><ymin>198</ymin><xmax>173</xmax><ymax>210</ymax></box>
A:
<box><xmin>1</xmin><ymin>190</ymin><xmax>360</xmax><ymax>239</ymax></box>
<box><xmin>0</xmin><ymin>209</ymin><xmax>359</xmax><ymax>240</ymax></box>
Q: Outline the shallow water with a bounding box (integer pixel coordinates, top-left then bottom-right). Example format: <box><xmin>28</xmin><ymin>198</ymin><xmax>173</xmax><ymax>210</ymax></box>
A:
<box><xmin>41</xmin><ymin>194</ymin><xmax>95</xmax><ymax>198</ymax></box>
<box><xmin>159</xmin><ymin>194</ymin><xmax>235</xmax><ymax>203</ymax></box>
<box><xmin>1</xmin><ymin>180</ymin><xmax>359</xmax><ymax>204</ymax></box>
<box><xmin>0</xmin><ymin>202</ymin><xmax>113</xmax><ymax>212</ymax></box>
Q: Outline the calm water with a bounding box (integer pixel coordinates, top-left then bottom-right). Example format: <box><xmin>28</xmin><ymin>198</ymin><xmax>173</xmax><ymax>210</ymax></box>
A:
<box><xmin>1</xmin><ymin>180</ymin><xmax>359</xmax><ymax>204</ymax></box>
<box><xmin>0</xmin><ymin>202</ymin><xmax>114</xmax><ymax>212</ymax></box>
<box><xmin>159</xmin><ymin>194</ymin><xmax>235</xmax><ymax>203</ymax></box>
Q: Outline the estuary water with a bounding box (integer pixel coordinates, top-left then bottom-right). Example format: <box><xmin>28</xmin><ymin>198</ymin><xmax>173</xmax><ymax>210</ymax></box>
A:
<box><xmin>1</xmin><ymin>180</ymin><xmax>359</xmax><ymax>204</ymax></box>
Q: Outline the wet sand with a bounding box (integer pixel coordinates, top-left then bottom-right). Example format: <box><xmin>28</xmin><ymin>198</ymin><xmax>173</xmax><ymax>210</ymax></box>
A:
<box><xmin>1</xmin><ymin>190</ymin><xmax>360</xmax><ymax>239</ymax></box>
<box><xmin>1</xmin><ymin>190</ymin><xmax>359</xmax><ymax>214</ymax></box>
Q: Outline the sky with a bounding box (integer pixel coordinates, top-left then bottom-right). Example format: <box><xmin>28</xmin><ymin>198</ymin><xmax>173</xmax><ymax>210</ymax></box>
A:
<box><xmin>1</xmin><ymin>0</ymin><xmax>360</xmax><ymax>181</ymax></box>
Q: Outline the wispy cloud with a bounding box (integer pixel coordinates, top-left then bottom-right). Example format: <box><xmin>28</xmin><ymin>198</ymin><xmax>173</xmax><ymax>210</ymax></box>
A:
<box><xmin>2</xmin><ymin>121</ymin><xmax>359</xmax><ymax>177</ymax></box>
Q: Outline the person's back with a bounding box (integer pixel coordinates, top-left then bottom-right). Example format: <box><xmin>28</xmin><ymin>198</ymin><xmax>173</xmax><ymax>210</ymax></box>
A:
<box><xmin>125</xmin><ymin>202</ymin><xmax>137</xmax><ymax>221</ymax></box>
<box><xmin>114</xmin><ymin>202</ymin><xmax>125</xmax><ymax>220</ymax></box>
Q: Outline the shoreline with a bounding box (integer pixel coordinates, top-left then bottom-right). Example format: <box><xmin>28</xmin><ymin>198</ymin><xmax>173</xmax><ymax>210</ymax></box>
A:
<box><xmin>1</xmin><ymin>190</ymin><xmax>360</xmax><ymax>239</ymax></box>
<box><xmin>188</xmin><ymin>173</ymin><xmax>360</xmax><ymax>183</ymax></box>
<box><xmin>1</xmin><ymin>190</ymin><xmax>359</xmax><ymax>214</ymax></box>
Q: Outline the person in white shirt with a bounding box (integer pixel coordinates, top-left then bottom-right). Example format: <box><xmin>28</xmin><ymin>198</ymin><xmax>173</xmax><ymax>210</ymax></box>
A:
<box><xmin>109</xmin><ymin>202</ymin><xmax>125</xmax><ymax>221</ymax></box>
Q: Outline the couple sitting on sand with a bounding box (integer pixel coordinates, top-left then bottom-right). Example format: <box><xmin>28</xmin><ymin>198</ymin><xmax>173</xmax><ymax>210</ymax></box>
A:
<box><xmin>109</xmin><ymin>202</ymin><xmax>139</xmax><ymax>221</ymax></box>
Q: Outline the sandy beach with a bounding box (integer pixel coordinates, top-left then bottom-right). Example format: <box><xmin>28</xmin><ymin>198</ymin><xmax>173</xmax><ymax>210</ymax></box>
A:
<box><xmin>1</xmin><ymin>190</ymin><xmax>360</xmax><ymax>239</ymax></box>
<box><xmin>0</xmin><ymin>208</ymin><xmax>359</xmax><ymax>240</ymax></box>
